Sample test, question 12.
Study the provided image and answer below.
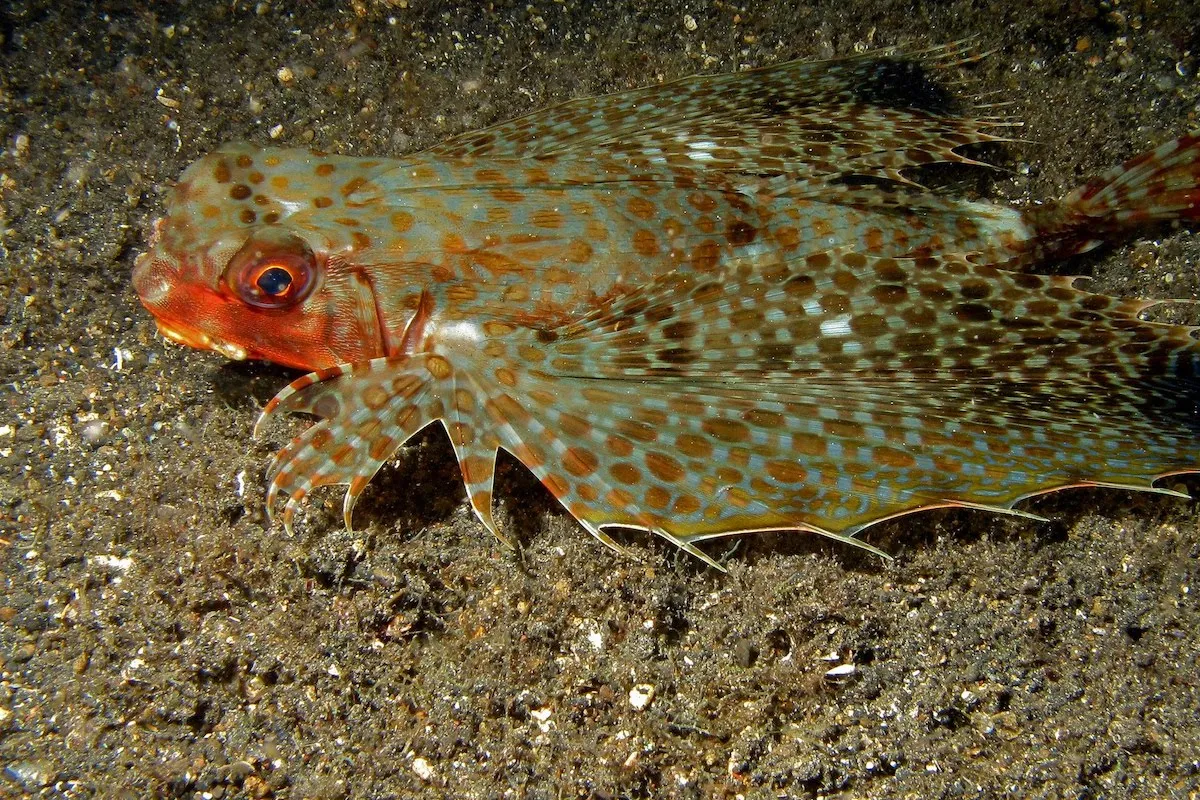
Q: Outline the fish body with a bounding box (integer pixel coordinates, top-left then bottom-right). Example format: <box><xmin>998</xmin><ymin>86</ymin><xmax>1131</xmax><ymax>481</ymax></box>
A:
<box><xmin>133</xmin><ymin>45</ymin><xmax>1200</xmax><ymax>565</ymax></box>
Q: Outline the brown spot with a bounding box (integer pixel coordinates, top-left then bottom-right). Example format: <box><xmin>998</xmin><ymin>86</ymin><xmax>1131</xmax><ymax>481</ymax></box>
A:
<box><xmin>702</xmin><ymin>417</ymin><xmax>750</xmax><ymax>443</ymax></box>
<box><xmin>742</xmin><ymin>408</ymin><xmax>785</xmax><ymax>429</ymax></box>
<box><xmin>615</xmin><ymin>419</ymin><xmax>657</xmax><ymax>443</ymax></box>
<box><xmin>784</xmin><ymin>274</ymin><xmax>816</xmax><ymax>299</ymax></box>
<box><xmin>340</xmin><ymin>176</ymin><xmax>370</xmax><ymax>198</ymax></box>
<box><xmin>644</xmin><ymin>451</ymin><xmax>685</xmax><ymax>483</ymax></box>
<box><xmin>871</xmin><ymin>284</ymin><xmax>907</xmax><ymax>305</ymax></box>
<box><xmin>425</xmin><ymin>354</ymin><xmax>452</xmax><ymax>380</ymax></box>
<box><xmin>766</xmin><ymin>459</ymin><xmax>807</xmax><ymax>484</ymax></box>
<box><xmin>368</xmin><ymin>435</ymin><xmax>397</xmax><ymax>461</ymax></box>
<box><xmin>314</xmin><ymin>196</ymin><xmax>333</xmax><ymax>208</ymax></box>
<box><xmin>235</xmin><ymin>153</ymin><xmax>253</xmax><ymax>169</ymax></box>
<box><xmin>663</xmin><ymin>320</ymin><xmax>696</xmax><ymax>340</ymax></box>
<box><xmin>494</xmin><ymin>367</ymin><xmax>517</xmax><ymax>387</ymax></box>
<box><xmin>239</xmin><ymin>208</ymin><xmax>257</xmax><ymax>224</ymax></box>
<box><xmin>690</xmin><ymin>240</ymin><xmax>720</xmax><ymax>272</ymax></box>
<box><xmin>628</xmin><ymin>196</ymin><xmax>656</xmax><ymax>220</ymax></box>
<box><xmin>213</xmin><ymin>160</ymin><xmax>231</xmax><ymax>183</ymax></box>
<box><xmin>351</xmin><ymin>231</ymin><xmax>372</xmax><ymax>249</ymax></box>
<box><xmin>850</xmin><ymin>313</ymin><xmax>888</xmax><ymax>337</ymax></box>
<box><xmin>633</xmin><ymin>229</ymin><xmax>659</xmax><ymax>257</ymax></box>
<box><xmin>390</xmin><ymin>210</ymin><xmax>413</xmax><ymax>231</ymax></box>
<box><xmin>542</xmin><ymin>473</ymin><xmax>570</xmax><ymax>497</ymax></box>
<box><xmin>563</xmin><ymin>447</ymin><xmax>600</xmax><ymax>477</ymax></box>
<box><xmin>644</xmin><ymin>486</ymin><xmax>671</xmax><ymax>510</ymax></box>
<box><xmin>874</xmin><ymin>447</ymin><xmax>917</xmax><ymax>469</ymax></box>
<box><xmin>315</xmin><ymin>163</ymin><xmax>336</xmax><ymax>177</ymax></box>
<box><xmin>673</xmin><ymin>494</ymin><xmax>702</xmax><ymax>515</ymax></box>
<box><xmin>482</xmin><ymin>320</ymin><xmax>514</xmax><ymax>336</ymax></box>
<box><xmin>247</xmin><ymin>170</ymin><xmax>264</xmax><ymax>185</ymax></box>
<box><xmin>610</xmin><ymin>462</ymin><xmax>641</xmax><ymax>485</ymax></box>
<box><xmin>362</xmin><ymin>384</ymin><xmax>390</xmax><ymax>411</ymax></box>
<box><xmin>230</xmin><ymin>184</ymin><xmax>252</xmax><ymax>200</ymax></box>
<box><xmin>558</xmin><ymin>413</ymin><xmax>591</xmax><ymax>438</ymax></box>
<box><xmin>688</xmin><ymin>192</ymin><xmax>718</xmax><ymax>212</ymax></box>
<box><xmin>330</xmin><ymin>443</ymin><xmax>357</xmax><ymax>468</ymax></box>
<box><xmin>334</xmin><ymin>216</ymin><xmax>361</xmax><ymax>227</ymax></box>
<box><xmin>491</xmin><ymin>187</ymin><xmax>525</xmax><ymax>203</ymax></box>
<box><xmin>792</xmin><ymin>432</ymin><xmax>826</xmax><ymax>456</ymax></box>
<box><xmin>676</xmin><ymin>433</ymin><xmax>712</xmax><ymax>459</ymax></box>
<box><xmin>776</xmin><ymin>225</ymin><xmax>800</xmax><ymax>250</ymax></box>
<box><xmin>565</xmin><ymin>239</ymin><xmax>593</xmax><ymax>263</ymax></box>
<box><xmin>531</xmin><ymin>208</ymin><xmax>565</xmax><ymax>229</ymax></box>
<box><xmin>727</xmin><ymin>220</ymin><xmax>757</xmax><ymax>245</ymax></box>
<box><xmin>605</xmin><ymin>435</ymin><xmax>634</xmax><ymax>457</ymax></box>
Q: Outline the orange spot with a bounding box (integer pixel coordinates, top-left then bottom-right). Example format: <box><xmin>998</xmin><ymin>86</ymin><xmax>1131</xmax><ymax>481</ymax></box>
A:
<box><xmin>425</xmin><ymin>355</ymin><xmax>452</xmax><ymax>380</ymax></box>
<box><xmin>494</xmin><ymin>367</ymin><xmax>517</xmax><ymax>387</ymax></box>
<box><xmin>542</xmin><ymin>473</ymin><xmax>570</xmax><ymax>497</ymax></box>
<box><xmin>390</xmin><ymin>210</ymin><xmax>414</xmax><ymax>231</ymax></box>
<box><xmin>628</xmin><ymin>196</ymin><xmax>656</xmax><ymax>220</ymax></box>
<box><xmin>362</xmin><ymin>385</ymin><xmax>390</xmax><ymax>410</ymax></box>
<box><xmin>331</xmin><ymin>444</ymin><xmax>357</xmax><ymax>467</ymax></box>
<box><xmin>610</xmin><ymin>462</ymin><xmax>641</xmax><ymax>485</ymax></box>
<box><xmin>460</xmin><ymin>455</ymin><xmax>494</xmax><ymax>484</ymax></box>
<box><xmin>812</xmin><ymin>217</ymin><xmax>834</xmax><ymax>237</ymax></box>
<box><xmin>644</xmin><ymin>452</ymin><xmax>685</xmax><ymax>483</ymax></box>
<box><xmin>248</xmin><ymin>170</ymin><xmax>264</xmax><ymax>184</ymax></box>
<box><xmin>340</xmin><ymin>176</ymin><xmax>369</xmax><ymax>198</ymax></box>
<box><xmin>645</xmin><ymin>486</ymin><xmax>670</xmax><ymax>510</ymax></box>
<box><xmin>776</xmin><ymin>225</ymin><xmax>800</xmax><ymax>249</ymax></box>
<box><xmin>563</xmin><ymin>447</ymin><xmax>600</xmax><ymax>477</ymax></box>
<box><xmin>605</xmin><ymin>435</ymin><xmax>634</xmax><ymax>457</ymax></box>
<box><xmin>605</xmin><ymin>488</ymin><xmax>634</xmax><ymax>508</ymax></box>
<box><xmin>675</xmin><ymin>434</ymin><xmax>712</xmax><ymax>459</ymax></box>
<box><xmin>269</xmin><ymin>175</ymin><xmax>290</xmax><ymax>191</ymax></box>
<box><xmin>531</xmin><ymin>208</ymin><xmax>565</xmax><ymax>229</ymax></box>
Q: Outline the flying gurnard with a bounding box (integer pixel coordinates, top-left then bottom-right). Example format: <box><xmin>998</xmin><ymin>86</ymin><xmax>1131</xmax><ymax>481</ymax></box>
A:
<box><xmin>133</xmin><ymin>45</ymin><xmax>1200</xmax><ymax>567</ymax></box>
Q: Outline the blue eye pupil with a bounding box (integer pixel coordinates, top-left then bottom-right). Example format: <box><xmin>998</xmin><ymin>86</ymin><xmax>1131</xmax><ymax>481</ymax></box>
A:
<box><xmin>256</xmin><ymin>266</ymin><xmax>293</xmax><ymax>296</ymax></box>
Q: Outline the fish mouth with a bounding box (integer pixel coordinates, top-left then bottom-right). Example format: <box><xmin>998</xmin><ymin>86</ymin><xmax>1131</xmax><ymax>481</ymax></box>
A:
<box><xmin>155</xmin><ymin>320</ymin><xmax>249</xmax><ymax>361</ymax></box>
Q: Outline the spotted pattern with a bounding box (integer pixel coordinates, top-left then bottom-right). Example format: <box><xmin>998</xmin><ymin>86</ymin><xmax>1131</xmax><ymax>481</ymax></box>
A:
<box><xmin>133</xmin><ymin>45</ymin><xmax>1200</xmax><ymax>567</ymax></box>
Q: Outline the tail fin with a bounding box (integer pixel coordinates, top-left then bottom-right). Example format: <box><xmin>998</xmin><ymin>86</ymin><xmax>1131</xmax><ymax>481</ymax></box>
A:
<box><xmin>1031</xmin><ymin>133</ymin><xmax>1200</xmax><ymax>258</ymax></box>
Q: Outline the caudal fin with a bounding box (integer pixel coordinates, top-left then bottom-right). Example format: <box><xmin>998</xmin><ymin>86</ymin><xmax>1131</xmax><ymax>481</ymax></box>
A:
<box><xmin>1031</xmin><ymin>133</ymin><xmax>1200</xmax><ymax>258</ymax></box>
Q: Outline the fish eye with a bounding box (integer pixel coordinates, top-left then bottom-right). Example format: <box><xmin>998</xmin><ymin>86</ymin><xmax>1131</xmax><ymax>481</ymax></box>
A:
<box><xmin>226</xmin><ymin>232</ymin><xmax>317</xmax><ymax>309</ymax></box>
<box><xmin>254</xmin><ymin>265</ymin><xmax>295</xmax><ymax>296</ymax></box>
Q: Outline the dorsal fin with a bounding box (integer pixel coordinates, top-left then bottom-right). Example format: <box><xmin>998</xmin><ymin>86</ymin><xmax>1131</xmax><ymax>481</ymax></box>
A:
<box><xmin>425</xmin><ymin>43</ymin><xmax>1012</xmax><ymax>187</ymax></box>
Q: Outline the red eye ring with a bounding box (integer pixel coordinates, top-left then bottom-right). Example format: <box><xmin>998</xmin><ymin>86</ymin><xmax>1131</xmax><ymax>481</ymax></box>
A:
<box><xmin>226</xmin><ymin>231</ymin><xmax>318</xmax><ymax>309</ymax></box>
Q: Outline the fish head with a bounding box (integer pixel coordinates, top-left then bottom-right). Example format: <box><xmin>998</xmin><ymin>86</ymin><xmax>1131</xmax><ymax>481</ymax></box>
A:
<box><xmin>134</xmin><ymin>143</ymin><xmax>409</xmax><ymax>371</ymax></box>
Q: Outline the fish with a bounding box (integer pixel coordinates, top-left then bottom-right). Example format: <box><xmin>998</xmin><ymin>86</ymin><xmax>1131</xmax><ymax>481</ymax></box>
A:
<box><xmin>132</xmin><ymin>44</ymin><xmax>1200</xmax><ymax>569</ymax></box>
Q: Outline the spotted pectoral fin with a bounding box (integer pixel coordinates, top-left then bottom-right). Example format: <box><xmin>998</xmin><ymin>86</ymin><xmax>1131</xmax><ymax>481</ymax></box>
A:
<box><xmin>254</xmin><ymin>358</ymin><xmax>434</xmax><ymax>532</ymax></box>
<box><xmin>484</xmin><ymin>250</ymin><xmax>1200</xmax><ymax>560</ymax></box>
